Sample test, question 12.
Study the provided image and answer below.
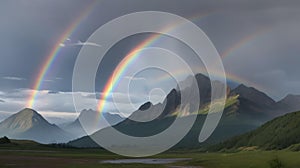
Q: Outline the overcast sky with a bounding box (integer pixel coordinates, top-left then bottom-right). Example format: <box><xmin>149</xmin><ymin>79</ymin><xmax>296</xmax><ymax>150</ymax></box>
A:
<box><xmin>0</xmin><ymin>0</ymin><xmax>300</xmax><ymax>123</ymax></box>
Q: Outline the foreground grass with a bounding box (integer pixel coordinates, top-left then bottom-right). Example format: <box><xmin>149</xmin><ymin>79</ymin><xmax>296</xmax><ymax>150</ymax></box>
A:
<box><xmin>173</xmin><ymin>151</ymin><xmax>300</xmax><ymax>168</ymax></box>
<box><xmin>0</xmin><ymin>146</ymin><xmax>300</xmax><ymax>168</ymax></box>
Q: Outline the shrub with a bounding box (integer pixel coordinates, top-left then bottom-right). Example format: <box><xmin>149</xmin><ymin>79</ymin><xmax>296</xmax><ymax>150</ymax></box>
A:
<box><xmin>269</xmin><ymin>157</ymin><xmax>284</xmax><ymax>168</ymax></box>
<box><xmin>0</xmin><ymin>136</ymin><xmax>11</xmax><ymax>144</ymax></box>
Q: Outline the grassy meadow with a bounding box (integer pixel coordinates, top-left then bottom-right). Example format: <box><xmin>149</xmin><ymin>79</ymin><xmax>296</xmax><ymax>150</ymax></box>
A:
<box><xmin>1</xmin><ymin>143</ymin><xmax>300</xmax><ymax>168</ymax></box>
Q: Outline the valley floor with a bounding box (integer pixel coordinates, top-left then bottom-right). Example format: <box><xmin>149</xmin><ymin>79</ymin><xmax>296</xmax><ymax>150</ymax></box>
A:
<box><xmin>0</xmin><ymin>147</ymin><xmax>300</xmax><ymax>168</ymax></box>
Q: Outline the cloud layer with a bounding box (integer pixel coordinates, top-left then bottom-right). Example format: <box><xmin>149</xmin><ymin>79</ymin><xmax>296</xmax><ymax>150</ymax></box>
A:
<box><xmin>0</xmin><ymin>0</ymin><xmax>299</xmax><ymax>122</ymax></box>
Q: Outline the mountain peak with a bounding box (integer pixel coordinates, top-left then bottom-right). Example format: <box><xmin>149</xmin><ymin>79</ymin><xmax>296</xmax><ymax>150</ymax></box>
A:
<box><xmin>276</xmin><ymin>94</ymin><xmax>300</xmax><ymax>113</ymax></box>
<box><xmin>195</xmin><ymin>73</ymin><xmax>210</xmax><ymax>81</ymax></box>
<box><xmin>235</xmin><ymin>84</ymin><xmax>257</xmax><ymax>92</ymax></box>
<box><xmin>138</xmin><ymin>102</ymin><xmax>153</xmax><ymax>111</ymax></box>
<box><xmin>17</xmin><ymin>108</ymin><xmax>45</xmax><ymax>122</ymax></box>
<box><xmin>233</xmin><ymin>84</ymin><xmax>275</xmax><ymax>106</ymax></box>
<box><xmin>19</xmin><ymin>108</ymin><xmax>39</xmax><ymax>115</ymax></box>
<box><xmin>0</xmin><ymin>108</ymin><xmax>47</xmax><ymax>132</ymax></box>
<box><xmin>78</xmin><ymin>109</ymin><xmax>95</xmax><ymax>118</ymax></box>
<box><xmin>0</xmin><ymin>108</ymin><xmax>73</xmax><ymax>143</ymax></box>
<box><xmin>282</xmin><ymin>94</ymin><xmax>300</xmax><ymax>101</ymax></box>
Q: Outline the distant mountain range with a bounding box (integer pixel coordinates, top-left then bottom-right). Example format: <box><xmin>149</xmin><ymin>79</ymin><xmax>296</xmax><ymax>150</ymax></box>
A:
<box><xmin>210</xmin><ymin>110</ymin><xmax>300</xmax><ymax>151</ymax></box>
<box><xmin>0</xmin><ymin>108</ymin><xmax>124</xmax><ymax>144</ymax></box>
<box><xmin>0</xmin><ymin>108</ymin><xmax>72</xmax><ymax>144</ymax></box>
<box><xmin>275</xmin><ymin>94</ymin><xmax>300</xmax><ymax>115</ymax></box>
<box><xmin>68</xmin><ymin>73</ymin><xmax>300</xmax><ymax>148</ymax></box>
<box><xmin>1</xmin><ymin>73</ymin><xmax>300</xmax><ymax>148</ymax></box>
<box><xmin>60</xmin><ymin>109</ymin><xmax>124</xmax><ymax>139</ymax></box>
<box><xmin>127</xmin><ymin>74</ymin><xmax>300</xmax><ymax>123</ymax></box>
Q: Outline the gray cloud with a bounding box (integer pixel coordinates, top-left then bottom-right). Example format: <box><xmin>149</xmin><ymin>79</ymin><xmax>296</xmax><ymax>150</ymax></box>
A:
<box><xmin>2</xmin><ymin>76</ymin><xmax>26</xmax><ymax>81</ymax></box>
<box><xmin>0</xmin><ymin>88</ymin><xmax>143</xmax><ymax>118</ymax></box>
<box><xmin>0</xmin><ymin>0</ymin><xmax>299</xmax><ymax>108</ymax></box>
<box><xmin>60</xmin><ymin>40</ymin><xmax>102</xmax><ymax>48</ymax></box>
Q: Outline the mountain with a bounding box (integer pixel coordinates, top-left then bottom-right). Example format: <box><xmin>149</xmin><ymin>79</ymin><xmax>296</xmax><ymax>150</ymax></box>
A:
<box><xmin>126</xmin><ymin>74</ymin><xmax>294</xmax><ymax>123</ymax></box>
<box><xmin>68</xmin><ymin>73</ymin><xmax>300</xmax><ymax>149</ymax></box>
<box><xmin>0</xmin><ymin>108</ymin><xmax>73</xmax><ymax>144</ymax></box>
<box><xmin>229</xmin><ymin>84</ymin><xmax>277</xmax><ymax>121</ymax></box>
<box><xmin>61</xmin><ymin>109</ymin><xmax>124</xmax><ymax>138</ymax></box>
<box><xmin>210</xmin><ymin>111</ymin><xmax>300</xmax><ymax>151</ymax></box>
<box><xmin>126</xmin><ymin>75</ymin><xmax>276</xmax><ymax>124</ymax></box>
<box><xmin>275</xmin><ymin>94</ymin><xmax>300</xmax><ymax>115</ymax></box>
<box><xmin>127</xmin><ymin>74</ymin><xmax>228</xmax><ymax>122</ymax></box>
<box><xmin>232</xmin><ymin>84</ymin><xmax>275</xmax><ymax>107</ymax></box>
<box><xmin>232</xmin><ymin>85</ymin><xmax>300</xmax><ymax>119</ymax></box>
<box><xmin>178</xmin><ymin>74</ymin><xmax>212</xmax><ymax>105</ymax></box>
<box><xmin>68</xmin><ymin>112</ymin><xmax>258</xmax><ymax>149</ymax></box>
<box><xmin>68</xmin><ymin>95</ymin><xmax>258</xmax><ymax>149</ymax></box>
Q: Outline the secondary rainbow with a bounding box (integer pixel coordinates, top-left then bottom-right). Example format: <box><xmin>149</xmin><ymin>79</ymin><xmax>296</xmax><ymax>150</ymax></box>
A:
<box><xmin>221</xmin><ymin>28</ymin><xmax>269</xmax><ymax>58</ymax></box>
<box><xmin>96</xmin><ymin>16</ymin><xmax>270</xmax><ymax>114</ymax></box>
<box><xmin>97</xmin><ymin>24</ymin><xmax>271</xmax><ymax>114</ymax></box>
<box><xmin>27</xmin><ymin>2</ymin><xmax>96</xmax><ymax>108</ymax></box>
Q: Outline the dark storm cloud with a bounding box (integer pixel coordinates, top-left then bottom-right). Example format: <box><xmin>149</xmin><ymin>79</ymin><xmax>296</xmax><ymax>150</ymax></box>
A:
<box><xmin>0</xmin><ymin>0</ymin><xmax>95</xmax><ymax>91</ymax></box>
<box><xmin>222</xmin><ymin>23</ymin><xmax>300</xmax><ymax>100</ymax></box>
<box><xmin>0</xmin><ymin>0</ymin><xmax>299</xmax><ymax>114</ymax></box>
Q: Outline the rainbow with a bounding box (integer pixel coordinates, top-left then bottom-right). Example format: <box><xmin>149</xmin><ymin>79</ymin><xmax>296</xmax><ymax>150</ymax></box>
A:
<box><xmin>221</xmin><ymin>28</ymin><xmax>269</xmax><ymax>58</ymax></box>
<box><xmin>96</xmin><ymin>13</ymin><xmax>214</xmax><ymax>113</ymax></box>
<box><xmin>27</xmin><ymin>10</ymin><xmax>212</xmax><ymax>111</ymax></box>
<box><xmin>217</xmin><ymin>27</ymin><xmax>270</xmax><ymax>91</ymax></box>
<box><xmin>27</xmin><ymin>2</ymin><xmax>96</xmax><ymax>108</ymax></box>
<box><xmin>97</xmin><ymin>26</ymin><xmax>269</xmax><ymax>114</ymax></box>
<box><xmin>27</xmin><ymin>7</ymin><xmax>270</xmax><ymax>114</ymax></box>
<box><xmin>97</xmin><ymin>33</ymin><xmax>161</xmax><ymax>112</ymax></box>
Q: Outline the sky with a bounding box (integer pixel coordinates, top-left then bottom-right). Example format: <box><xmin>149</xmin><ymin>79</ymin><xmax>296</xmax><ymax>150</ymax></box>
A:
<box><xmin>0</xmin><ymin>0</ymin><xmax>300</xmax><ymax>123</ymax></box>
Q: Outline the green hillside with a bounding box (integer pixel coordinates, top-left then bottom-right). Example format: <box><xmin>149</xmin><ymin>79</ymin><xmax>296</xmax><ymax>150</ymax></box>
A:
<box><xmin>211</xmin><ymin>111</ymin><xmax>300</xmax><ymax>151</ymax></box>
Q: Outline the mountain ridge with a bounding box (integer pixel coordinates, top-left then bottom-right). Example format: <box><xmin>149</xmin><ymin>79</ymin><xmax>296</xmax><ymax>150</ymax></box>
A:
<box><xmin>1</xmin><ymin>73</ymin><xmax>300</xmax><ymax>148</ymax></box>
<box><xmin>61</xmin><ymin>109</ymin><xmax>124</xmax><ymax>138</ymax></box>
<box><xmin>68</xmin><ymin>73</ymin><xmax>300</xmax><ymax>148</ymax></box>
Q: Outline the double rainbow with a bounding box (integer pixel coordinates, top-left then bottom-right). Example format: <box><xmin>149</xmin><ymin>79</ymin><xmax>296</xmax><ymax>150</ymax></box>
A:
<box><xmin>27</xmin><ymin>10</ymin><xmax>269</xmax><ymax>115</ymax></box>
<box><xmin>96</xmin><ymin>26</ymin><xmax>269</xmax><ymax>114</ymax></box>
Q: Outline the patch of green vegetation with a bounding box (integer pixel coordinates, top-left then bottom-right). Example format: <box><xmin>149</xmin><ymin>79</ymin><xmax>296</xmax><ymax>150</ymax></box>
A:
<box><xmin>165</xmin><ymin>151</ymin><xmax>300</xmax><ymax>168</ymax></box>
<box><xmin>170</xmin><ymin>95</ymin><xmax>239</xmax><ymax>116</ymax></box>
<box><xmin>211</xmin><ymin>111</ymin><xmax>300</xmax><ymax>151</ymax></box>
<box><xmin>288</xmin><ymin>143</ymin><xmax>300</xmax><ymax>151</ymax></box>
<box><xmin>197</xmin><ymin>95</ymin><xmax>239</xmax><ymax>115</ymax></box>
<box><xmin>65</xmin><ymin>163</ymin><xmax>166</xmax><ymax>168</ymax></box>
<box><xmin>0</xmin><ymin>136</ymin><xmax>10</xmax><ymax>144</ymax></box>
<box><xmin>269</xmin><ymin>156</ymin><xmax>285</xmax><ymax>168</ymax></box>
